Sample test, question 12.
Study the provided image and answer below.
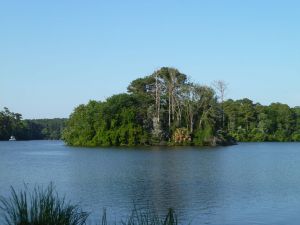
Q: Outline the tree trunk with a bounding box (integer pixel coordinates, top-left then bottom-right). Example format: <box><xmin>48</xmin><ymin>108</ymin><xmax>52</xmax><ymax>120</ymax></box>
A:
<box><xmin>155</xmin><ymin>74</ymin><xmax>160</xmax><ymax>122</ymax></box>
<box><xmin>190</xmin><ymin>114</ymin><xmax>193</xmax><ymax>133</ymax></box>
<box><xmin>168</xmin><ymin>91</ymin><xmax>171</xmax><ymax>131</ymax></box>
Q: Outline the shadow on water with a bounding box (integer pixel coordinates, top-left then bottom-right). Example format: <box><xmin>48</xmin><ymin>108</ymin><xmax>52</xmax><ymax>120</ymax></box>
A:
<box><xmin>66</xmin><ymin>145</ymin><xmax>227</xmax><ymax>224</ymax></box>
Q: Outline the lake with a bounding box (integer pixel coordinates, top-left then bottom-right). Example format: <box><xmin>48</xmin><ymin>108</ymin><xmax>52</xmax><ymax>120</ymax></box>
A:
<box><xmin>1</xmin><ymin>141</ymin><xmax>300</xmax><ymax>224</ymax></box>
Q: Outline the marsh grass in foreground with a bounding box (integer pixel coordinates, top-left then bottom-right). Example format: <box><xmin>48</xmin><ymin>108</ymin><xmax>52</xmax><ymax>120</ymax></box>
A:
<box><xmin>0</xmin><ymin>183</ymin><xmax>88</xmax><ymax>225</ymax></box>
<box><xmin>0</xmin><ymin>184</ymin><xmax>181</xmax><ymax>225</ymax></box>
<box><xmin>101</xmin><ymin>207</ymin><xmax>178</xmax><ymax>225</ymax></box>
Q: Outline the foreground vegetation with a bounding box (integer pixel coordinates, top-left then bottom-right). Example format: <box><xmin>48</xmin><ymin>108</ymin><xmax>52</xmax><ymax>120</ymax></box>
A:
<box><xmin>62</xmin><ymin>67</ymin><xmax>300</xmax><ymax>147</ymax></box>
<box><xmin>0</xmin><ymin>107</ymin><xmax>66</xmax><ymax>140</ymax></box>
<box><xmin>0</xmin><ymin>184</ymin><xmax>180</xmax><ymax>225</ymax></box>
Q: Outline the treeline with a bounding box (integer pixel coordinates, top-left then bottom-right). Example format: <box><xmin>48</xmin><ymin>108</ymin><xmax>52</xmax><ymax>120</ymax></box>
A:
<box><xmin>4</xmin><ymin>68</ymin><xmax>300</xmax><ymax>145</ymax></box>
<box><xmin>0</xmin><ymin>107</ymin><xmax>67</xmax><ymax>140</ymax></box>
<box><xmin>224</xmin><ymin>99</ymin><xmax>300</xmax><ymax>142</ymax></box>
<box><xmin>63</xmin><ymin>67</ymin><xmax>234</xmax><ymax>147</ymax></box>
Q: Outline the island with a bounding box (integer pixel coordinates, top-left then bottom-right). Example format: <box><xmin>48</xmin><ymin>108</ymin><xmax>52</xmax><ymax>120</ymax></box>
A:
<box><xmin>2</xmin><ymin>67</ymin><xmax>300</xmax><ymax>147</ymax></box>
<box><xmin>62</xmin><ymin>67</ymin><xmax>300</xmax><ymax>147</ymax></box>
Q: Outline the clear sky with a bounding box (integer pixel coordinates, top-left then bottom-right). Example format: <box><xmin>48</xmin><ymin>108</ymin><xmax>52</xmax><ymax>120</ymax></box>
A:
<box><xmin>1</xmin><ymin>0</ymin><xmax>299</xmax><ymax>119</ymax></box>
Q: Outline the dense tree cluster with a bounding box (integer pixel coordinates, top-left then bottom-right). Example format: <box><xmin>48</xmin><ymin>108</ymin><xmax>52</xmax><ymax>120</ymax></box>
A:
<box><xmin>3</xmin><ymin>68</ymin><xmax>300</xmax><ymax>145</ymax></box>
<box><xmin>224</xmin><ymin>99</ymin><xmax>300</xmax><ymax>142</ymax></box>
<box><xmin>63</xmin><ymin>67</ymin><xmax>233</xmax><ymax>147</ymax></box>
<box><xmin>0</xmin><ymin>107</ymin><xmax>66</xmax><ymax>140</ymax></box>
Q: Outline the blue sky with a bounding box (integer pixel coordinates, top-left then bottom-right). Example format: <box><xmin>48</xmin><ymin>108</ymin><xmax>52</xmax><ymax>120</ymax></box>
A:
<box><xmin>1</xmin><ymin>0</ymin><xmax>299</xmax><ymax>119</ymax></box>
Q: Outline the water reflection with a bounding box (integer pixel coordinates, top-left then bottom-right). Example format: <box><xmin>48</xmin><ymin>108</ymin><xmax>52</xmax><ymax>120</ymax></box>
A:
<box><xmin>2</xmin><ymin>142</ymin><xmax>300</xmax><ymax>224</ymax></box>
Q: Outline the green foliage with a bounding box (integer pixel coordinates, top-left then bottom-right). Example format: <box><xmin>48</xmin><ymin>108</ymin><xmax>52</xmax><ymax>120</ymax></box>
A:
<box><xmin>193</xmin><ymin>126</ymin><xmax>213</xmax><ymax>146</ymax></box>
<box><xmin>0</xmin><ymin>184</ymin><xmax>181</xmax><ymax>225</ymax></box>
<box><xmin>292</xmin><ymin>131</ymin><xmax>300</xmax><ymax>141</ymax></box>
<box><xmin>0</xmin><ymin>107</ymin><xmax>66</xmax><ymax>140</ymax></box>
<box><xmin>63</xmin><ymin>95</ymin><xmax>147</xmax><ymax>147</ymax></box>
<box><xmin>0</xmin><ymin>184</ymin><xmax>88</xmax><ymax>225</ymax></box>
<box><xmin>63</xmin><ymin>67</ymin><xmax>229</xmax><ymax>147</ymax></box>
<box><xmin>0</xmin><ymin>107</ymin><xmax>23</xmax><ymax>140</ymax></box>
<box><xmin>101</xmin><ymin>207</ymin><xmax>178</xmax><ymax>225</ymax></box>
<box><xmin>4</xmin><ymin>67</ymin><xmax>300</xmax><ymax>145</ymax></box>
<box><xmin>61</xmin><ymin>67</ymin><xmax>300</xmax><ymax>146</ymax></box>
<box><xmin>24</xmin><ymin>118</ymin><xmax>67</xmax><ymax>140</ymax></box>
<box><xmin>224</xmin><ymin>100</ymin><xmax>300</xmax><ymax>142</ymax></box>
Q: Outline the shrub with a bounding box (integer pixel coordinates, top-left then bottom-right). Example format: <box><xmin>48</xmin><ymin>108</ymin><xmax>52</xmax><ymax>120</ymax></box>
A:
<box><xmin>173</xmin><ymin>128</ymin><xmax>191</xmax><ymax>145</ymax></box>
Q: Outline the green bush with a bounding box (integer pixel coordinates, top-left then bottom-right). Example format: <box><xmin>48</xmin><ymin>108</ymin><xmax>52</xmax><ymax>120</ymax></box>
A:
<box><xmin>193</xmin><ymin>126</ymin><xmax>213</xmax><ymax>146</ymax></box>
<box><xmin>249</xmin><ymin>128</ymin><xmax>268</xmax><ymax>142</ymax></box>
<box><xmin>292</xmin><ymin>131</ymin><xmax>300</xmax><ymax>141</ymax></box>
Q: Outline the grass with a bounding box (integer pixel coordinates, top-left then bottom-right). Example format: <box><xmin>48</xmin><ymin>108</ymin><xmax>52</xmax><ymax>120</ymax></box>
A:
<box><xmin>0</xmin><ymin>184</ymin><xmax>181</xmax><ymax>225</ymax></box>
<box><xmin>101</xmin><ymin>206</ymin><xmax>178</xmax><ymax>225</ymax></box>
<box><xmin>0</xmin><ymin>183</ymin><xmax>88</xmax><ymax>225</ymax></box>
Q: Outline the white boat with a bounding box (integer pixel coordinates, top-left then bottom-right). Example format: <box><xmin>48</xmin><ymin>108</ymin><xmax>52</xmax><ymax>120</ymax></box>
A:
<box><xmin>9</xmin><ymin>136</ymin><xmax>16</xmax><ymax>141</ymax></box>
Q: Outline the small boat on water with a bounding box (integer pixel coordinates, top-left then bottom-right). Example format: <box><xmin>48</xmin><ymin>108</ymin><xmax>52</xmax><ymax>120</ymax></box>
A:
<box><xmin>9</xmin><ymin>136</ymin><xmax>16</xmax><ymax>141</ymax></box>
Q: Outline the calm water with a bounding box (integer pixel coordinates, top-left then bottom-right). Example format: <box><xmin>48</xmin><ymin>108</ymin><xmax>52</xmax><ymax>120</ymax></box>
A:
<box><xmin>1</xmin><ymin>141</ymin><xmax>300</xmax><ymax>224</ymax></box>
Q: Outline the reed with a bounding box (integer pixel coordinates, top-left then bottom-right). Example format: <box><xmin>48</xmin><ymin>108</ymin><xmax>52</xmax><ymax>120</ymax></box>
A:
<box><xmin>100</xmin><ymin>206</ymin><xmax>178</xmax><ymax>225</ymax></box>
<box><xmin>0</xmin><ymin>184</ymin><xmax>182</xmax><ymax>225</ymax></box>
<box><xmin>0</xmin><ymin>183</ymin><xmax>88</xmax><ymax>225</ymax></box>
